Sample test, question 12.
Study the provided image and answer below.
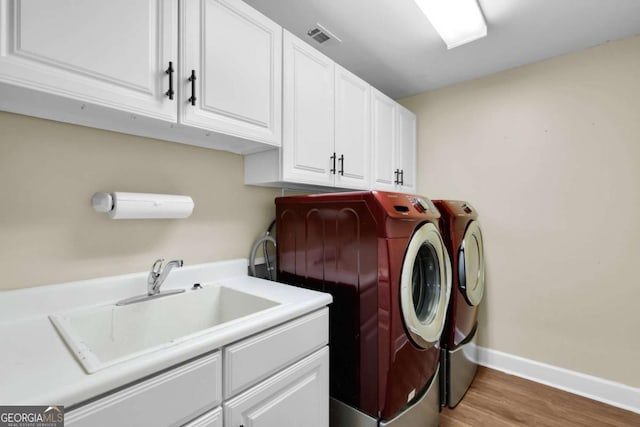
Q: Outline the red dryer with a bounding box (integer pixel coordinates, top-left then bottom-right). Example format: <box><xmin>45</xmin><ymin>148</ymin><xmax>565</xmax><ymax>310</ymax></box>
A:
<box><xmin>276</xmin><ymin>191</ymin><xmax>451</xmax><ymax>427</ymax></box>
<box><xmin>433</xmin><ymin>200</ymin><xmax>485</xmax><ymax>408</ymax></box>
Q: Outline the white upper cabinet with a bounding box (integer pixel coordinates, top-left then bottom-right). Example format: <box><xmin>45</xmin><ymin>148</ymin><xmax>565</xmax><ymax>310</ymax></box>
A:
<box><xmin>371</xmin><ymin>88</ymin><xmax>397</xmax><ymax>191</ymax></box>
<box><xmin>0</xmin><ymin>0</ymin><xmax>282</xmax><ymax>153</ymax></box>
<box><xmin>334</xmin><ymin>64</ymin><xmax>371</xmax><ymax>189</ymax></box>
<box><xmin>282</xmin><ymin>30</ymin><xmax>335</xmax><ymax>187</ymax></box>
<box><xmin>1</xmin><ymin>0</ymin><xmax>414</xmax><ymax>176</ymax></box>
<box><xmin>371</xmin><ymin>88</ymin><xmax>417</xmax><ymax>194</ymax></box>
<box><xmin>397</xmin><ymin>103</ymin><xmax>417</xmax><ymax>193</ymax></box>
<box><xmin>180</xmin><ymin>0</ymin><xmax>282</xmax><ymax>146</ymax></box>
<box><xmin>0</xmin><ymin>0</ymin><xmax>177</xmax><ymax>122</ymax></box>
<box><xmin>245</xmin><ymin>31</ymin><xmax>373</xmax><ymax>190</ymax></box>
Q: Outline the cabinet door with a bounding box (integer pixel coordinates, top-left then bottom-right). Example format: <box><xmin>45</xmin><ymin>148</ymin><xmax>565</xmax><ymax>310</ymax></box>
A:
<box><xmin>0</xmin><ymin>0</ymin><xmax>177</xmax><ymax>122</ymax></box>
<box><xmin>397</xmin><ymin>104</ymin><xmax>417</xmax><ymax>193</ymax></box>
<box><xmin>180</xmin><ymin>0</ymin><xmax>282</xmax><ymax>145</ymax></box>
<box><xmin>282</xmin><ymin>30</ymin><xmax>335</xmax><ymax>187</ymax></box>
<box><xmin>224</xmin><ymin>347</ymin><xmax>329</xmax><ymax>427</ymax></box>
<box><xmin>371</xmin><ymin>88</ymin><xmax>397</xmax><ymax>191</ymax></box>
<box><xmin>334</xmin><ymin>65</ymin><xmax>371</xmax><ymax>190</ymax></box>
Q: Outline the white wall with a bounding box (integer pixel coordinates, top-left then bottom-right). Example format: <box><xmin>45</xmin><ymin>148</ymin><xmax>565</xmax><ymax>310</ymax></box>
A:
<box><xmin>0</xmin><ymin>112</ymin><xmax>280</xmax><ymax>290</ymax></box>
<box><xmin>400</xmin><ymin>35</ymin><xmax>640</xmax><ymax>387</ymax></box>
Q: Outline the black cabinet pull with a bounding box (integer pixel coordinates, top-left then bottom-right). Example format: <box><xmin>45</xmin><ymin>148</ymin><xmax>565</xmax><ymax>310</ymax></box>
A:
<box><xmin>330</xmin><ymin>152</ymin><xmax>336</xmax><ymax>174</ymax></box>
<box><xmin>394</xmin><ymin>169</ymin><xmax>400</xmax><ymax>185</ymax></box>
<box><xmin>338</xmin><ymin>154</ymin><xmax>344</xmax><ymax>175</ymax></box>
<box><xmin>399</xmin><ymin>169</ymin><xmax>404</xmax><ymax>186</ymax></box>
<box><xmin>188</xmin><ymin>70</ymin><xmax>197</xmax><ymax>106</ymax></box>
<box><xmin>165</xmin><ymin>61</ymin><xmax>174</xmax><ymax>100</ymax></box>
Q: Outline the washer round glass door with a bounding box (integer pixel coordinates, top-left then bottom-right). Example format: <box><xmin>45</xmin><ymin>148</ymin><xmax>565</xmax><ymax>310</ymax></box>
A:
<box><xmin>458</xmin><ymin>220</ymin><xmax>485</xmax><ymax>306</ymax></box>
<box><xmin>400</xmin><ymin>222</ymin><xmax>452</xmax><ymax>348</ymax></box>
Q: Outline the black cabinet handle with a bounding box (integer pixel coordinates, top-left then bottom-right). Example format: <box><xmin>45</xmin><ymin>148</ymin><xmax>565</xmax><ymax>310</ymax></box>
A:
<box><xmin>399</xmin><ymin>169</ymin><xmax>404</xmax><ymax>186</ymax></box>
<box><xmin>394</xmin><ymin>169</ymin><xmax>400</xmax><ymax>185</ymax></box>
<box><xmin>165</xmin><ymin>61</ymin><xmax>174</xmax><ymax>100</ymax></box>
<box><xmin>330</xmin><ymin>152</ymin><xmax>336</xmax><ymax>174</ymax></box>
<box><xmin>188</xmin><ymin>70</ymin><xmax>197</xmax><ymax>106</ymax></box>
<box><xmin>338</xmin><ymin>154</ymin><xmax>344</xmax><ymax>175</ymax></box>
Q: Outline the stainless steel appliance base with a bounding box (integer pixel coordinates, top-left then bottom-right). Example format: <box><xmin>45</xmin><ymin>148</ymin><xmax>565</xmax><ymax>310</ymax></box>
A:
<box><xmin>446</xmin><ymin>329</ymin><xmax>479</xmax><ymax>408</ymax></box>
<box><xmin>330</xmin><ymin>366</ymin><xmax>440</xmax><ymax>427</ymax></box>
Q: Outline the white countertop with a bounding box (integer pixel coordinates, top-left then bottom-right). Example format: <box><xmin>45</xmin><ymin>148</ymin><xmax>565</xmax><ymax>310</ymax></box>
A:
<box><xmin>0</xmin><ymin>259</ymin><xmax>331</xmax><ymax>407</ymax></box>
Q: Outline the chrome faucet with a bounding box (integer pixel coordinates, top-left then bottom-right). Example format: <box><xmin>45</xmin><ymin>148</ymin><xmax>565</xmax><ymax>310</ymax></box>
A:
<box><xmin>116</xmin><ymin>258</ymin><xmax>185</xmax><ymax>306</ymax></box>
<box><xmin>148</xmin><ymin>258</ymin><xmax>183</xmax><ymax>295</ymax></box>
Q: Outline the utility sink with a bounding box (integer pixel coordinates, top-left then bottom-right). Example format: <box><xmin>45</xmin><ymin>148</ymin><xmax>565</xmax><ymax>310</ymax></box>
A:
<box><xmin>49</xmin><ymin>285</ymin><xmax>280</xmax><ymax>373</ymax></box>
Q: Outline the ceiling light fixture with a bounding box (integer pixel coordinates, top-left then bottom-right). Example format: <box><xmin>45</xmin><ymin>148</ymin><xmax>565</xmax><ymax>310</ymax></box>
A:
<box><xmin>413</xmin><ymin>0</ymin><xmax>487</xmax><ymax>49</ymax></box>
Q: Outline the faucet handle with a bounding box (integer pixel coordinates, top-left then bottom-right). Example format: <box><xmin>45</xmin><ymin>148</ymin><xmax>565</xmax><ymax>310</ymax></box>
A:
<box><xmin>152</xmin><ymin>258</ymin><xmax>165</xmax><ymax>273</ymax></box>
<box><xmin>148</xmin><ymin>258</ymin><xmax>164</xmax><ymax>283</ymax></box>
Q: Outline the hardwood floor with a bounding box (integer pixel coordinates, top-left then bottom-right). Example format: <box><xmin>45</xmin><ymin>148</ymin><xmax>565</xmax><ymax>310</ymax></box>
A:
<box><xmin>439</xmin><ymin>367</ymin><xmax>640</xmax><ymax>426</ymax></box>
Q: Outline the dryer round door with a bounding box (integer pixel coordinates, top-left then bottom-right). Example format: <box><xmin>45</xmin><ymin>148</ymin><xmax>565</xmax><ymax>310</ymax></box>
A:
<box><xmin>458</xmin><ymin>220</ymin><xmax>485</xmax><ymax>306</ymax></box>
<box><xmin>400</xmin><ymin>222</ymin><xmax>452</xmax><ymax>349</ymax></box>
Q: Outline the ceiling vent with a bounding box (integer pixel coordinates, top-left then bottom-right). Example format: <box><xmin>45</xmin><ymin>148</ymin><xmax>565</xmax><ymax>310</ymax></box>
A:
<box><xmin>307</xmin><ymin>23</ymin><xmax>342</xmax><ymax>44</ymax></box>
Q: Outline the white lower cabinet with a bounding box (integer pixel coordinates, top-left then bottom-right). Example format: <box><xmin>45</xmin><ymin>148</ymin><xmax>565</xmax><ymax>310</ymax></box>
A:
<box><xmin>224</xmin><ymin>347</ymin><xmax>329</xmax><ymax>427</ymax></box>
<box><xmin>224</xmin><ymin>307</ymin><xmax>328</xmax><ymax>398</ymax></box>
<box><xmin>66</xmin><ymin>309</ymin><xmax>329</xmax><ymax>427</ymax></box>
<box><xmin>66</xmin><ymin>352</ymin><xmax>222</xmax><ymax>427</ymax></box>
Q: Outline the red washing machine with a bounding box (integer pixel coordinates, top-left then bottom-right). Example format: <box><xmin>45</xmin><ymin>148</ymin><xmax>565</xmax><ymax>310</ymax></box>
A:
<box><xmin>433</xmin><ymin>200</ymin><xmax>485</xmax><ymax>408</ymax></box>
<box><xmin>276</xmin><ymin>191</ymin><xmax>451</xmax><ymax>427</ymax></box>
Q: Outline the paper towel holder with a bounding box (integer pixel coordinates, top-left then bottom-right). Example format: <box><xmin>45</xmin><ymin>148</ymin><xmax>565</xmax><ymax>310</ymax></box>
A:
<box><xmin>91</xmin><ymin>192</ymin><xmax>194</xmax><ymax>219</ymax></box>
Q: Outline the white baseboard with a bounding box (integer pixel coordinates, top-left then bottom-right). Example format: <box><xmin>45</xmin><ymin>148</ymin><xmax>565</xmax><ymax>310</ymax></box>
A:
<box><xmin>473</xmin><ymin>345</ymin><xmax>640</xmax><ymax>414</ymax></box>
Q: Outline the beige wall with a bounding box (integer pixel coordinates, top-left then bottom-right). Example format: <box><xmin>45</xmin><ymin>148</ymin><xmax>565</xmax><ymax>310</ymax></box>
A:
<box><xmin>0</xmin><ymin>112</ymin><xmax>280</xmax><ymax>291</ymax></box>
<box><xmin>400</xmin><ymin>35</ymin><xmax>640</xmax><ymax>387</ymax></box>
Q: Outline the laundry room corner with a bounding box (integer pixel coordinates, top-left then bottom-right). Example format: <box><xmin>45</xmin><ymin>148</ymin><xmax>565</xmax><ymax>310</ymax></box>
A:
<box><xmin>399</xmin><ymin>34</ymin><xmax>640</xmax><ymax>396</ymax></box>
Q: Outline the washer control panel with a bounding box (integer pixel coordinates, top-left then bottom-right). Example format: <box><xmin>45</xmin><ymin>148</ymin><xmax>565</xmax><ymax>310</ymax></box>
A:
<box><xmin>376</xmin><ymin>192</ymin><xmax>440</xmax><ymax>219</ymax></box>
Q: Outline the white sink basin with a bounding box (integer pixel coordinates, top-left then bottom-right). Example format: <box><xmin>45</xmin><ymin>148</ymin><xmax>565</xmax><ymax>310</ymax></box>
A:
<box><xmin>49</xmin><ymin>285</ymin><xmax>280</xmax><ymax>373</ymax></box>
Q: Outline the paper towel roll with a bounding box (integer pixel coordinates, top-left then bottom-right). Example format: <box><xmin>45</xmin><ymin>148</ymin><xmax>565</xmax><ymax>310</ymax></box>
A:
<box><xmin>107</xmin><ymin>192</ymin><xmax>194</xmax><ymax>219</ymax></box>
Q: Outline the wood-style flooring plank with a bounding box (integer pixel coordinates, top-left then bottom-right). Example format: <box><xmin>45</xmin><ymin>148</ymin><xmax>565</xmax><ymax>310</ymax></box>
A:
<box><xmin>439</xmin><ymin>367</ymin><xmax>640</xmax><ymax>427</ymax></box>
